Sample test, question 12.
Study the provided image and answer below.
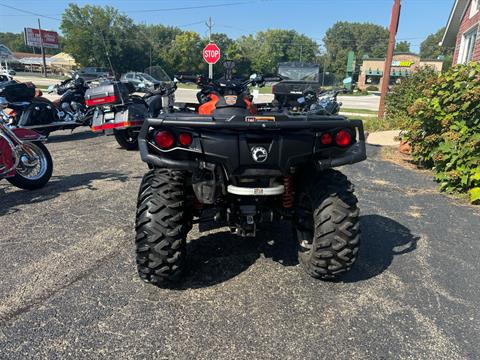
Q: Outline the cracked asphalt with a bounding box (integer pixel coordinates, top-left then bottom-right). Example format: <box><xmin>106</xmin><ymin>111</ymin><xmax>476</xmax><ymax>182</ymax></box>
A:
<box><xmin>1</xmin><ymin>129</ymin><xmax>479</xmax><ymax>359</ymax></box>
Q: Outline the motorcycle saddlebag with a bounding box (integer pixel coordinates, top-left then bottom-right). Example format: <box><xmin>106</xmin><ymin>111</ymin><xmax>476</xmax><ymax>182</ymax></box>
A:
<box><xmin>2</xmin><ymin>83</ymin><xmax>36</xmax><ymax>102</ymax></box>
<box><xmin>85</xmin><ymin>82</ymin><xmax>129</xmax><ymax>107</ymax></box>
<box><xmin>17</xmin><ymin>101</ymin><xmax>59</xmax><ymax>127</ymax></box>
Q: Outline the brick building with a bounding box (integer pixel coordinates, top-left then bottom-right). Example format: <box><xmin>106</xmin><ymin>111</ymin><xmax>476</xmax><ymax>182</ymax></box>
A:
<box><xmin>357</xmin><ymin>53</ymin><xmax>443</xmax><ymax>91</ymax></box>
<box><xmin>441</xmin><ymin>0</ymin><xmax>480</xmax><ymax>64</ymax></box>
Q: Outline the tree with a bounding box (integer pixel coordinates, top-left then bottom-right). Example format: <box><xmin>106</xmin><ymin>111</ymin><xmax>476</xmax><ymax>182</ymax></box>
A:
<box><xmin>165</xmin><ymin>31</ymin><xmax>205</xmax><ymax>74</ymax></box>
<box><xmin>395</xmin><ymin>41</ymin><xmax>411</xmax><ymax>53</ymax></box>
<box><xmin>237</xmin><ymin>29</ymin><xmax>318</xmax><ymax>75</ymax></box>
<box><xmin>420</xmin><ymin>27</ymin><xmax>454</xmax><ymax>69</ymax></box>
<box><xmin>60</xmin><ymin>4</ymin><xmax>147</xmax><ymax>76</ymax></box>
<box><xmin>323</xmin><ymin>22</ymin><xmax>389</xmax><ymax>80</ymax></box>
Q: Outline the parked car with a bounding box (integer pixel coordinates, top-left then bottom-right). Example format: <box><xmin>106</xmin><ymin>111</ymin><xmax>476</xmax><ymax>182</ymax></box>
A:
<box><xmin>120</xmin><ymin>72</ymin><xmax>162</xmax><ymax>91</ymax></box>
<box><xmin>74</xmin><ymin>67</ymin><xmax>111</xmax><ymax>81</ymax></box>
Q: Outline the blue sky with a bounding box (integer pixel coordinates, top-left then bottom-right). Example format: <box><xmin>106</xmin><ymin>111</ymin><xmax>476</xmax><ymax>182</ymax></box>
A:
<box><xmin>0</xmin><ymin>0</ymin><xmax>454</xmax><ymax>52</ymax></box>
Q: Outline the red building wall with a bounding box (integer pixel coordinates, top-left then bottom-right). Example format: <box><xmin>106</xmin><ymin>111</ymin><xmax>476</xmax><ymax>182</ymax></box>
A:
<box><xmin>453</xmin><ymin>1</ymin><xmax>480</xmax><ymax>64</ymax></box>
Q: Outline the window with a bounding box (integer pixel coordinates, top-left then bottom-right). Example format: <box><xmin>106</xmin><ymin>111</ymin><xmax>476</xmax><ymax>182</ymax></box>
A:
<box><xmin>458</xmin><ymin>27</ymin><xmax>478</xmax><ymax>64</ymax></box>
<box><xmin>471</xmin><ymin>0</ymin><xmax>480</xmax><ymax>18</ymax></box>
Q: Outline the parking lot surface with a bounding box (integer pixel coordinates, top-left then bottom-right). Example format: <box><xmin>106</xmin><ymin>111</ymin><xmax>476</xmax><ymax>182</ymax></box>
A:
<box><xmin>1</xmin><ymin>129</ymin><xmax>479</xmax><ymax>359</ymax></box>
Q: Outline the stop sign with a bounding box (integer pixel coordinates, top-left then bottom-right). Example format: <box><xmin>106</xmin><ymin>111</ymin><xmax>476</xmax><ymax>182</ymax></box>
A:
<box><xmin>203</xmin><ymin>43</ymin><xmax>221</xmax><ymax>64</ymax></box>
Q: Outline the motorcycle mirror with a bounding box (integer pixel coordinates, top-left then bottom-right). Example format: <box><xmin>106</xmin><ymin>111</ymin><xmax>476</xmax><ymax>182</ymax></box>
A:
<box><xmin>0</xmin><ymin>97</ymin><xmax>7</xmax><ymax>109</ymax></box>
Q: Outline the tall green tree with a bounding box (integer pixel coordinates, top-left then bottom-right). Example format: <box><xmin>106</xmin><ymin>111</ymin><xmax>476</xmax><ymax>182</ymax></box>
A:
<box><xmin>237</xmin><ymin>29</ymin><xmax>318</xmax><ymax>74</ymax></box>
<box><xmin>60</xmin><ymin>4</ymin><xmax>147</xmax><ymax>76</ymax></box>
<box><xmin>395</xmin><ymin>41</ymin><xmax>411</xmax><ymax>53</ymax></box>
<box><xmin>323</xmin><ymin>22</ymin><xmax>389</xmax><ymax>80</ymax></box>
<box><xmin>420</xmin><ymin>27</ymin><xmax>454</xmax><ymax>69</ymax></box>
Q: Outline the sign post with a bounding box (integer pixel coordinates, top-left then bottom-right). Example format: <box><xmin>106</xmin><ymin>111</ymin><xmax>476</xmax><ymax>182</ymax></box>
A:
<box><xmin>37</xmin><ymin>19</ymin><xmax>47</xmax><ymax>77</ymax></box>
<box><xmin>203</xmin><ymin>43</ymin><xmax>221</xmax><ymax>79</ymax></box>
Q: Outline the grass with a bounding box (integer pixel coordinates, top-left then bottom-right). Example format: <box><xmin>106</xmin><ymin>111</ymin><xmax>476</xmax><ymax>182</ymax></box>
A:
<box><xmin>342</xmin><ymin>115</ymin><xmax>405</xmax><ymax>133</ymax></box>
<box><xmin>341</xmin><ymin>108</ymin><xmax>378</xmax><ymax>115</ymax></box>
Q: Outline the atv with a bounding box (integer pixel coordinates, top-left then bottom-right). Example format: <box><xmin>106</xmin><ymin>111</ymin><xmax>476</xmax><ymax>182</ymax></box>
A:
<box><xmin>135</xmin><ymin>61</ymin><xmax>366</xmax><ymax>286</ymax></box>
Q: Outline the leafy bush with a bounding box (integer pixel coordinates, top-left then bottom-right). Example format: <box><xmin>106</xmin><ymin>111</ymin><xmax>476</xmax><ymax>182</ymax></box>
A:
<box><xmin>366</xmin><ymin>85</ymin><xmax>379</xmax><ymax>91</ymax></box>
<box><xmin>401</xmin><ymin>62</ymin><xmax>480</xmax><ymax>204</ymax></box>
<box><xmin>385</xmin><ymin>66</ymin><xmax>438</xmax><ymax>124</ymax></box>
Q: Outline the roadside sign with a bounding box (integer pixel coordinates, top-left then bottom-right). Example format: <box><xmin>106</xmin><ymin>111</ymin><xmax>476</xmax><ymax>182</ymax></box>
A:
<box><xmin>24</xmin><ymin>28</ymin><xmax>60</xmax><ymax>49</ymax></box>
<box><xmin>203</xmin><ymin>43</ymin><xmax>221</xmax><ymax>64</ymax></box>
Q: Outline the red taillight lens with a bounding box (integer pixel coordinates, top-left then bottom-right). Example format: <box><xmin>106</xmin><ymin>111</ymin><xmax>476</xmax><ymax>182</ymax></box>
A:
<box><xmin>155</xmin><ymin>131</ymin><xmax>175</xmax><ymax>149</ymax></box>
<box><xmin>320</xmin><ymin>132</ymin><xmax>333</xmax><ymax>145</ymax></box>
<box><xmin>85</xmin><ymin>95</ymin><xmax>117</xmax><ymax>107</ymax></box>
<box><xmin>335</xmin><ymin>129</ymin><xmax>352</xmax><ymax>148</ymax></box>
<box><xmin>178</xmin><ymin>133</ymin><xmax>193</xmax><ymax>146</ymax></box>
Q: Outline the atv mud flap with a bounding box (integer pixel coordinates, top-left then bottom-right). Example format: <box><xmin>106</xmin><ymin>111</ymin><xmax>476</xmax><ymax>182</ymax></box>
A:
<box><xmin>139</xmin><ymin>114</ymin><xmax>367</xmax><ymax>173</ymax></box>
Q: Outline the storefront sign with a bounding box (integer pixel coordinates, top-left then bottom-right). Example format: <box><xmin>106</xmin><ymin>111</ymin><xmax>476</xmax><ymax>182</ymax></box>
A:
<box><xmin>392</xmin><ymin>60</ymin><xmax>414</xmax><ymax>67</ymax></box>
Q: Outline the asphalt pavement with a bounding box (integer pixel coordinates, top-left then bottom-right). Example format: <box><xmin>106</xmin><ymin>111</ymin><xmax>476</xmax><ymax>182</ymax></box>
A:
<box><xmin>1</xmin><ymin>129</ymin><xmax>479</xmax><ymax>359</ymax></box>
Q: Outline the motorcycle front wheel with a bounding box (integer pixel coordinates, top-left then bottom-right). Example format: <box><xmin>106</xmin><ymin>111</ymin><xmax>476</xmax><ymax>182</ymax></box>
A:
<box><xmin>7</xmin><ymin>142</ymin><xmax>53</xmax><ymax>190</ymax></box>
<box><xmin>113</xmin><ymin>129</ymin><xmax>139</xmax><ymax>150</ymax></box>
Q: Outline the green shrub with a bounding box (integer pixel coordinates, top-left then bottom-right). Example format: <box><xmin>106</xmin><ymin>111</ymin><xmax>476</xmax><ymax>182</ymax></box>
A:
<box><xmin>366</xmin><ymin>85</ymin><xmax>379</xmax><ymax>91</ymax></box>
<box><xmin>401</xmin><ymin>62</ymin><xmax>480</xmax><ymax>204</ymax></box>
<box><xmin>385</xmin><ymin>66</ymin><xmax>438</xmax><ymax>125</ymax></box>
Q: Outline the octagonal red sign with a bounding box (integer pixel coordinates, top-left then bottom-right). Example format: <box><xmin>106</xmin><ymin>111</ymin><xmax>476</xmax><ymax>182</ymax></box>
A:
<box><xmin>203</xmin><ymin>43</ymin><xmax>221</xmax><ymax>64</ymax></box>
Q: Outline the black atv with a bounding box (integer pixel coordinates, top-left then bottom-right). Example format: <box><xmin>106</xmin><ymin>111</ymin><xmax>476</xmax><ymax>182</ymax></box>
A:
<box><xmin>135</xmin><ymin>61</ymin><xmax>366</xmax><ymax>286</ymax></box>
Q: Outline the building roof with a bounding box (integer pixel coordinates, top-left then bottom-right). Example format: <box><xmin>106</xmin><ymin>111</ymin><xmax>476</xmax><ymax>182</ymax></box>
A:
<box><xmin>441</xmin><ymin>0</ymin><xmax>471</xmax><ymax>47</ymax></box>
<box><xmin>12</xmin><ymin>52</ymin><xmax>44</xmax><ymax>59</ymax></box>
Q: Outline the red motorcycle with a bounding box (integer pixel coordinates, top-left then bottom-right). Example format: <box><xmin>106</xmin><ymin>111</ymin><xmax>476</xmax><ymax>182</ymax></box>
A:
<box><xmin>0</xmin><ymin>97</ymin><xmax>53</xmax><ymax>190</ymax></box>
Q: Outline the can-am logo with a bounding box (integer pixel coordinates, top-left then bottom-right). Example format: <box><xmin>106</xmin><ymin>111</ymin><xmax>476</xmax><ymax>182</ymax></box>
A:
<box><xmin>251</xmin><ymin>146</ymin><xmax>268</xmax><ymax>163</ymax></box>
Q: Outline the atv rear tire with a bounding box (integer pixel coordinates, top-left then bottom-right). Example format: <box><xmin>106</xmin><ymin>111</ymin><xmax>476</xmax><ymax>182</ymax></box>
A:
<box><xmin>113</xmin><ymin>129</ymin><xmax>138</xmax><ymax>150</ymax></box>
<box><xmin>295</xmin><ymin>169</ymin><xmax>360</xmax><ymax>280</ymax></box>
<box><xmin>135</xmin><ymin>169</ymin><xmax>189</xmax><ymax>286</ymax></box>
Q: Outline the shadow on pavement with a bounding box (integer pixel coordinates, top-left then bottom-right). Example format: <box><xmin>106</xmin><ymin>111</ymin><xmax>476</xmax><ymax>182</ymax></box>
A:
<box><xmin>0</xmin><ymin>172</ymin><xmax>129</xmax><ymax>216</ymax></box>
<box><xmin>46</xmin><ymin>130</ymin><xmax>99</xmax><ymax>143</ymax></box>
<box><xmin>181</xmin><ymin>222</ymin><xmax>298</xmax><ymax>289</ymax></box>
<box><xmin>344</xmin><ymin>214</ymin><xmax>419</xmax><ymax>283</ymax></box>
<box><xmin>180</xmin><ymin>214</ymin><xmax>418</xmax><ymax>288</ymax></box>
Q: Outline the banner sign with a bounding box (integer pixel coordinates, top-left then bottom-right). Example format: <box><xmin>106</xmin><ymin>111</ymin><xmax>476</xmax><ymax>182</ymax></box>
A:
<box><xmin>24</xmin><ymin>28</ymin><xmax>60</xmax><ymax>49</ymax></box>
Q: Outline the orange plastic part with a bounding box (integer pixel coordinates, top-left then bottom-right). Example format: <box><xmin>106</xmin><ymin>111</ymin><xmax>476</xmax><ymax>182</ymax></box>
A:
<box><xmin>198</xmin><ymin>94</ymin><xmax>219</xmax><ymax>115</ymax></box>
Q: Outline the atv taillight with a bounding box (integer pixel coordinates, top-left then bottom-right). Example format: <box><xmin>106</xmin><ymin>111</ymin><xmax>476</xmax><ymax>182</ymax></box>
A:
<box><xmin>320</xmin><ymin>132</ymin><xmax>333</xmax><ymax>145</ymax></box>
<box><xmin>335</xmin><ymin>129</ymin><xmax>352</xmax><ymax>148</ymax></box>
<box><xmin>155</xmin><ymin>131</ymin><xmax>175</xmax><ymax>149</ymax></box>
<box><xmin>178</xmin><ymin>133</ymin><xmax>193</xmax><ymax>146</ymax></box>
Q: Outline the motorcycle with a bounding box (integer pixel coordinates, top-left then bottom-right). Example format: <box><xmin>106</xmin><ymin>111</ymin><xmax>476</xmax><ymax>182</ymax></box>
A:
<box><xmin>297</xmin><ymin>88</ymin><xmax>346</xmax><ymax>115</ymax></box>
<box><xmin>85</xmin><ymin>66</ymin><xmax>176</xmax><ymax>150</ymax></box>
<box><xmin>0</xmin><ymin>76</ymin><xmax>93</xmax><ymax>137</ymax></box>
<box><xmin>0</xmin><ymin>96</ymin><xmax>53</xmax><ymax>190</ymax></box>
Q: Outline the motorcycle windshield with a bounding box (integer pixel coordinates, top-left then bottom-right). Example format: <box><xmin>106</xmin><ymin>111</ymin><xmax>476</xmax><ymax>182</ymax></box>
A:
<box><xmin>144</xmin><ymin>66</ymin><xmax>171</xmax><ymax>82</ymax></box>
<box><xmin>278</xmin><ymin>66</ymin><xmax>319</xmax><ymax>82</ymax></box>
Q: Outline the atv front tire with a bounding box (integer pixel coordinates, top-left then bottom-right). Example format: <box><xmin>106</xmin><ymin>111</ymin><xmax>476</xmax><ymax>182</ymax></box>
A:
<box><xmin>135</xmin><ymin>169</ymin><xmax>189</xmax><ymax>286</ymax></box>
<box><xmin>296</xmin><ymin>169</ymin><xmax>360</xmax><ymax>280</ymax></box>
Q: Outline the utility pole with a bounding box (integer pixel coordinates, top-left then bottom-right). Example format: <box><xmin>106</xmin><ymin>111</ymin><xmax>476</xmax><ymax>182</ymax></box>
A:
<box><xmin>206</xmin><ymin>16</ymin><xmax>214</xmax><ymax>79</ymax></box>
<box><xmin>38</xmin><ymin>18</ymin><xmax>47</xmax><ymax>78</ymax></box>
<box><xmin>378</xmin><ymin>0</ymin><xmax>401</xmax><ymax>118</ymax></box>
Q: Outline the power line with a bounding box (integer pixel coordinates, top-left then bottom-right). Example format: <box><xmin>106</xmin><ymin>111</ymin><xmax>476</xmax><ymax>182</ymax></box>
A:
<box><xmin>0</xmin><ymin>2</ymin><xmax>61</xmax><ymax>21</ymax></box>
<box><xmin>128</xmin><ymin>2</ymin><xmax>251</xmax><ymax>13</ymax></box>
